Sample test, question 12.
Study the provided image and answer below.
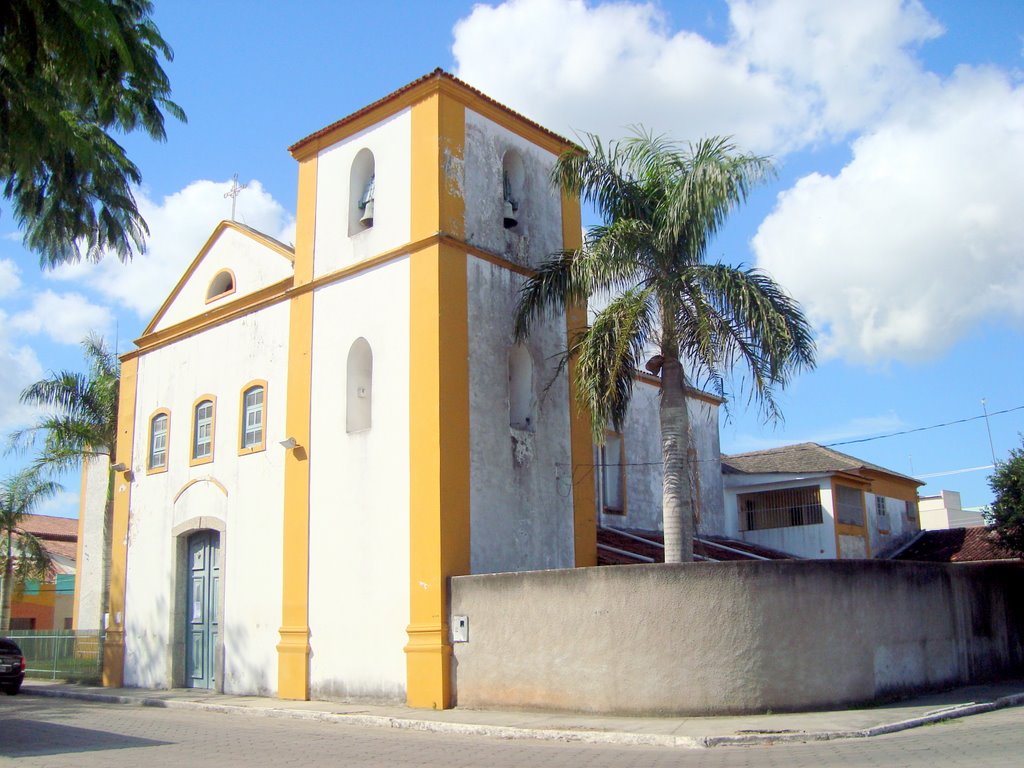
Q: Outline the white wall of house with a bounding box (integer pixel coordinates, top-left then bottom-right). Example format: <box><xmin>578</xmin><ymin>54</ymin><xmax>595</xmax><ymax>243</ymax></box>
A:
<box><xmin>723</xmin><ymin>474</ymin><xmax>839</xmax><ymax>558</ymax></box>
<box><xmin>313</xmin><ymin>110</ymin><xmax>412</xmax><ymax>278</ymax></box>
<box><xmin>919</xmin><ymin>490</ymin><xmax>985</xmax><ymax>530</ymax></box>
<box><xmin>123</xmin><ymin>299</ymin><xmax>288</xmax><ymax>694</ymax></box>
<box><xmin>598</xmin><ymin>383</ymin><xmax>724</xmax><ymax>537</ymax></box>
<box><xmin>153</xmin><ymin>226</ymin><xmax>293</xmax><ymax>332</ymax></box>
<box><xmin>307</xmin><ymin>258</ymin><xmax>412</xmax><ymax>702</ymax></box>
<box><xmin>866</xmin><ymin>491</ymin><xmax>918</xmax><ymax>555</ymax></box>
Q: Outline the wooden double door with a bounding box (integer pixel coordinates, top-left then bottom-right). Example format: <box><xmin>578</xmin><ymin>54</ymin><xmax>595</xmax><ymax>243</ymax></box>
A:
<box><xmin>185</xmin><ymin>530</ymin><xmax>220</xmax><ymax>689</ymax></box>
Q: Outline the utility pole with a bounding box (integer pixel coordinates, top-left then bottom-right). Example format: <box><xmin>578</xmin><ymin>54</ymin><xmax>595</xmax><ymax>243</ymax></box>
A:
<box><xmin>981</xmin><ymin>398</ymin><xmax>997</xmax><ymax>466</ymax></box>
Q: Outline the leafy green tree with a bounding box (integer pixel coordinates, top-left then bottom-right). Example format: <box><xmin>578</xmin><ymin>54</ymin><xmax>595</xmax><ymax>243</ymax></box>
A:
<box><xmin>0</xmin><ymin>0</ymin><xmax>186</xmax><ymax>267</ymax></box>
<box><xmin>9</xmin><ymin>335</ymin><xmax>120</xmax><ymax>627</ymax></box>
<box><xmin>515</xmin><ymin>131</ymin><xmax>815</xmax><ymax>562</ymax></box>
<box><xmin>985</xmin><ymin>441</ymin><xmax>1024</xmax><ymax>558</ymax></box>
<box><xmin>0</xmin><ymin>470</ymin><xmax>60</xmax><ymax>632</ymax></box>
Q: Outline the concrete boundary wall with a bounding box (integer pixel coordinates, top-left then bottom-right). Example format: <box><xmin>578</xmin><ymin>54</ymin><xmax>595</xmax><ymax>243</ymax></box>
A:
<box><xmin>450</xmin><ymin>560</ymin><xmax>1024</xmax><ymax>715</ymax></box>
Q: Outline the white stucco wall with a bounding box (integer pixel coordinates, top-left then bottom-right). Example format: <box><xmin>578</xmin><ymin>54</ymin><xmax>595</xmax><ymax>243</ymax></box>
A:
<box><xmin>462</xmin><ymin>109</ymin><xmax>563</xmax><ymax>270</ymax></box>
<box><xmin>307</xmin><ymin>258</ymin><xmax>411</xmax><ymax>702</ymax></box>
<box><xmin>75</xmin><ymin>454</ymin><xmax>109</xmax><ymax>630</ymax></box>
<box><xmin>124</xmin><ymin>300</ymin><xmax>288</xmax><ymax>694</ymax></box>
<box><xmin>601</xmin><ymin>382</ymin><xmax>724</xmax><ymax>536</ymax></box>
<box><xmin>467</xmin><ymin>256</ymin><xmax>575</xmax><ymax>574</ymax></box>
<box><xmin>867</xmin><ymin>492</ymin><xmax>919</xmax><ymax>555</ymax></box>
<box><xmin>723</xmin><ymin>475</ymin><xmax>838</xmax><ymax>558</ymax></box>
<box><xmin>312</xmin><ymin>110</ymin><xmax>412</xmax><ymax>279</ymax></box>
<box><xmin>153</xmin><ymin>226</ymin><xmax>293</xmax><ymax>332</ymax></box>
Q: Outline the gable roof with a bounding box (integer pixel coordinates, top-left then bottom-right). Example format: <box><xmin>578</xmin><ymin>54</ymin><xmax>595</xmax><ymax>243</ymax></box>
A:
<box><xmin>288</xmin><ymin>68</ymin><xmax>578</xmax><ymax>160</ymax></box>
<box><xmin>142</xmin><ymin>220</ymin><xmax>295</xmax><ymax>337</ymax></box>
<box><xmin>722</xmin><ymin>442</ymin><xmax>922</xmax><ymax>485</ymax></box>
<box><xmin>891</xmin><ymin>526</ymin><xmax>1019</xmax><ymax>563</ymax></box>
<box><xmin>14</xmin><ymin>514</ymin><xmax>78</xmax><ymax>574</ymax></box>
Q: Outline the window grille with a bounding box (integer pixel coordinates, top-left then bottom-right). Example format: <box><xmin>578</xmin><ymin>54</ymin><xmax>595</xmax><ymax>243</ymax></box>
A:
<box><xmin>738</xmin><ymin>485</ymin><xmax>823</xmax><ymax>531</ymax></box>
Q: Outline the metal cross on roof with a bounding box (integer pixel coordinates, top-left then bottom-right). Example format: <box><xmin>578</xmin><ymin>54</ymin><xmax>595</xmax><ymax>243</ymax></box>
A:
<box><xmin>224</xmin><ymin>173</ymin><xmax>248</xmax><ymax>221</ymax></box>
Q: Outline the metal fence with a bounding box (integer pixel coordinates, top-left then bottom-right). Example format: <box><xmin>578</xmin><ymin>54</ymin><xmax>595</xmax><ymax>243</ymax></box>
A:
<box><xmin>7</xmin><ymin>630</ymin><xmax>104</xmax><ymax>682</ymax></box>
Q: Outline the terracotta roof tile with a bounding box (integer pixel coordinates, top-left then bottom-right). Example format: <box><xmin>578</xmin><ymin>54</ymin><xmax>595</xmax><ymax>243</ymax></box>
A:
<box><xmin>596</xmin><ymin>527</ymin><xmax>794</xmax><ymax>565</ymax></box>
<box><xmin>892</xmin><ymin>526</ymin><xmax>1019</xmax><ymax>563</ymax></box>
<box><xmin>18</xmin><ymin>514</ymin><xmax>77</xmax><ymax>541</ymax></box>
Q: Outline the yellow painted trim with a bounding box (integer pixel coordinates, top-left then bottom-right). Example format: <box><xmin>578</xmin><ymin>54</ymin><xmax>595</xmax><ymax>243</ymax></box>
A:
<box><xmin>831</xmin><ymin>479</ymin><xmax>872</xmax><ymax>558</ymax></box>
<box><xmin>405</xmin><ymin>91</ymin><xmax>470</xmax><ymax>710</ymax></box>
<box><xmin>145</xmin><ymin>408</ymin><xmax>170</xmax><ymax>475</ymax></box>
<box><xmin>189</xmin><ymin>395</ymin><xmax>217</xmax><ymax>467</ymax></box>
<box><xmin>130</xmin><ymin>278</ymin><xmax>293</xmax><ymax>358</ymax></box>
<box><xmin>561</xmin><ymin>189</ymin><xmax>596</xmax><ymax>568</ymax></box>
<box><xmin>126</xmin><ymin>235</ymin><xmax>537</xmax><ymax>362</ymax></box>
<box><xmin>104</xmin><ymin>356</ymin><xmax>137</xmax><ymax>687</ymax></box>
<box><xmin>290</xmin><ymin>72</ymin><xmax>575</xmax><ymax>162</ymax></box>
<box><xmin>277</xmin><ymin>154</ymin><xmax>317</xmax><ymax>701</ymax></box>
<box><xmin>237</xmin><ymin>380</ymin><xmax>268</xmax><ymax>456</ymax></box>
<box><xmin>172</xmin><ymin>476</ymin><xmax>228</xmax><ymax>504</ymax></box>
<box><xmin>863</xmin><ymin>471</ymin><xmax>923</xmax><ymax>499</ymax></box>
<box><xmin>143</xmin><ymin>220</ymin><xmax>294</xmax><ymax>336</ymax></box>
<box><xmin>204</xmin><ymin>269</ymin><xmax>237</xmax><ymax>304</ymax></box>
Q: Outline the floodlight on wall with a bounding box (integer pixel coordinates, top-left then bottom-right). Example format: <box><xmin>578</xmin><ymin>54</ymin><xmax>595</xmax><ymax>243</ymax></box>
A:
<box><xmin>111</xmin><ymin>462</ymin><xmax>128</xmax><ymax>472</ymax></box>
<box><xmin>279</xmin><ymin>437</ymin><xmax>298</xmax><ymax>450</ymax></box>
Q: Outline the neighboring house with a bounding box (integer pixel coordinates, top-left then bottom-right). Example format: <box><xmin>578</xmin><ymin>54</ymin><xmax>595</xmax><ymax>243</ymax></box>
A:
<box><xmin>97</xmin><ymin>70</ymin><xmax>724</xmax><ymax>708</ymax></box>
<box><xmin>891</xmin><ymin>526</ymin><xmax>1019</xmax><ymax>562</ymax></box>
<box><xmin>9</xmin><ymin>515</ymin><xmax>77</xmax><ymax>631</ymax></box>
<box><xmin>918</xmin><ymin>490</ymin><xmax>986</xmax><ymax>530</ymax></box>
<box><xmin>721</xmin><ymin>443</ymin><xmax>923</xmax><ymax>559</ymax></box>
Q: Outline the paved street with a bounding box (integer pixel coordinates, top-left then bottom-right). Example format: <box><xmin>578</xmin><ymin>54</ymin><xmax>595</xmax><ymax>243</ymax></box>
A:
<box><xmin>1</xmin><ymin>694</ymin><xmax>1022</xmax><ymax>767</ymax></box>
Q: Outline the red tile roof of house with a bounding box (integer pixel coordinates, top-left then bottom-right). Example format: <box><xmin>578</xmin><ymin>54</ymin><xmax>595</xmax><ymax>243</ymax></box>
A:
<box><xmin>891</xmin><ymin>526</ymin><xmax>1019</xmax><ymax>563</ymax></box>
<box><xmin>18</xmin><ymin>515</ymin><xmax>77</xmax><ymax>541</ymax></box>
<box><xmin>597</xmin><ymin>527</ymin><xmax>794</xmax><ymax>565</ymax></box>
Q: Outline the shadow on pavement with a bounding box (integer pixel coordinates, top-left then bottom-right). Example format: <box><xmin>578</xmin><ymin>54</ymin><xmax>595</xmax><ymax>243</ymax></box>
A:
<box><xmin>0</xmin><ymin>718</ymin><xmax>167</xmax><ymax>758</ymax></box>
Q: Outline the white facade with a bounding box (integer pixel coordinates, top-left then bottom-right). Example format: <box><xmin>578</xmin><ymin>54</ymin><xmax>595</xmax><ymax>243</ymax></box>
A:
<box><xmin>919</xmin><ymin>490</ymin><xmax>986</xmax><ymax>530</ymax></box>
<box><xmin>109</xmin><ymin>73</ymin><xmax>731</xmax><ymax>703</ymax></box>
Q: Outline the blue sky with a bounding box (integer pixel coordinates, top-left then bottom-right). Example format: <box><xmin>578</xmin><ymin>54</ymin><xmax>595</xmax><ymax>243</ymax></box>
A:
<box><xmin>1</xmin><ymin>0</ymin><xmax>1023</xmax><ymax>517</ymax></box>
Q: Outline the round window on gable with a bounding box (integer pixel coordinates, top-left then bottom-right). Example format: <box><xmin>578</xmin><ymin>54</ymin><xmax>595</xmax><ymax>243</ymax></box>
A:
<box><xmin>206</xmin><ymin>269</ymin><xmax>235</xmax><ymax>302</ymax></box>
<box><xmin>502</xmin><ymin>150</ymin><xmax>525</xmax><ymax>230</ymax></box>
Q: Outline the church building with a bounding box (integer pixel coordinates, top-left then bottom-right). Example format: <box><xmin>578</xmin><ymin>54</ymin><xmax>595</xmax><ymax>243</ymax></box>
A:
<box><xmin>99</xmin><ymin>70</ymin><xmax>724</xmax><ymax>708</ymax></box>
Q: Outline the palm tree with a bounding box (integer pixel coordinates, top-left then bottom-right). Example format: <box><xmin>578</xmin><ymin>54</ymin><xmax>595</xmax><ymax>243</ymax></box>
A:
<box><xmin>0</xmin><ymin>470</ymin><xmax>61</xmax><ymax>632</ymax></box>
<box><xmin>515</xmin><ymin>131</ymin><xmax>816</xmax><ymax>563</ymax></box>
<box><xmin>8</xmin><ymin>334</ymin><xmax>119</xmax><ymax>626</ymax></box>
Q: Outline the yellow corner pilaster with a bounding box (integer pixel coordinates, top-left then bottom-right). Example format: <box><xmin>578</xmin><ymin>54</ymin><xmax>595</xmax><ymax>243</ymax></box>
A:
<box><xmin>277</xmin><ymin>155</ymin><xmax>317</xmax><ymax>700</ymax></box>
<box><xmin>406</xmin><ymin>91</ymin><xmax>470</xmax><ymax>710</ymax></box>
<box><xmin>103</xmin><ymin>356</ymin><xmax>137</xmax><ymax>687</ymax></box>
<box><xmin>562</xmin><ymin>190</ymin><xmax>596</xmax><ymax>567</ymax></box>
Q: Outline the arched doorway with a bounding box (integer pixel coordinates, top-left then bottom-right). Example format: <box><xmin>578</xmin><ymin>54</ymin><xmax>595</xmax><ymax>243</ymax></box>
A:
<box><xmin>184</xmin><ymin>530</ymin><xmax>220</xmax><ymax>689</ymax></box>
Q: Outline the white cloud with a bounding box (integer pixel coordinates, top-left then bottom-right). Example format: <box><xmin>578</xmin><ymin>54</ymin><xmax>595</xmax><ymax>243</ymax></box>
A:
<box><xmin>0</xmin><ymin>258</ymin><xmax>21</xmax><ymax>297</ymax></box>
<box><xmin>51</xmin><ymin>179</ymin><xmax>295</xmax><ymax>319</ymax></box>
<box><xmin>11</xmin><ymin>290</ymin><xmax>114</xmax><ymax>344</ymax></box>
<box><xmin>452</xmin><ymin>0</ymin><xmax>940</xmax><ymax>153</ymax></box>
<box><xmin>753</xmin><ymin>65</ymin><xmax>1024</xmax><ymax>363</ymax></box>
<box><xmin>0</xmin><ymin>309</ymin><xmax>44</xmax><ymax>433</ymax></box>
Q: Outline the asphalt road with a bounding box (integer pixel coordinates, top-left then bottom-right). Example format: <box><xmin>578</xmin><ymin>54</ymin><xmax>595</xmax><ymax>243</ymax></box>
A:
<box><xmin>1</xmin><ymin>694</ymin><xmax>1021</xmax><ymax>767</ymax></box>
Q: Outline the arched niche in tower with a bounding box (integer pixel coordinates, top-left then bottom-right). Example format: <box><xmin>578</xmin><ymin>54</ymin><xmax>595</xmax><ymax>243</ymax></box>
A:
<box><xmin>508</xmin><ymin>343</ymin><xmax>535</xmax><ymax>431</ymax></box>
<box><xmin>349</xmin><ymin>148</ymin><xmax>376</xmax><ymax>235</ymax></box>
<box><xmin>502</xmin><ymin>149</ymin><xmax>525</xmax><ymax>231</ymax></box>
<box><xmin>347</xmin><ymin>337</ymin><xmax>373</xmax><ymax>433</ymax></box>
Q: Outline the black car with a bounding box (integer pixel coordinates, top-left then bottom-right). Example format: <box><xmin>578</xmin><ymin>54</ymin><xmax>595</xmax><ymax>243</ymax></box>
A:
<box><xmin>0</xmin><ymin>638</ymin><xmax>25</xmax><ymax>695</ymax></box>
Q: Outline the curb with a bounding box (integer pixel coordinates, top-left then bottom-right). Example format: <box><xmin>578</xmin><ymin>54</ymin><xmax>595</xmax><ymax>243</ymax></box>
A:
<box><xmin>23</xmin><ymin>686</ymin><xmax>1024</xmax><ymax>749</ymax></box>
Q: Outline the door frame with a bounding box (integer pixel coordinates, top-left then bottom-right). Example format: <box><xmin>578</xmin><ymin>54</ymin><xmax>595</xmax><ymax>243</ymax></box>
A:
<box><xmin>170</xmin><ymin>517</ymin><xmax>227</xmax><ymax>691</ymax></box>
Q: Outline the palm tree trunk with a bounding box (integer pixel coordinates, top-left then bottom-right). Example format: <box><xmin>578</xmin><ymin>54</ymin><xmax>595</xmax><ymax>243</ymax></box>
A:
<box><xmin>660</xmin><ymin>353</ymin><xmax>695</xmax><ymax>563</ymax></box>
<box><xmin>1</xmin><ymin>529</ymin><xmax>13</xmax><ymax>632</ymax></box>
